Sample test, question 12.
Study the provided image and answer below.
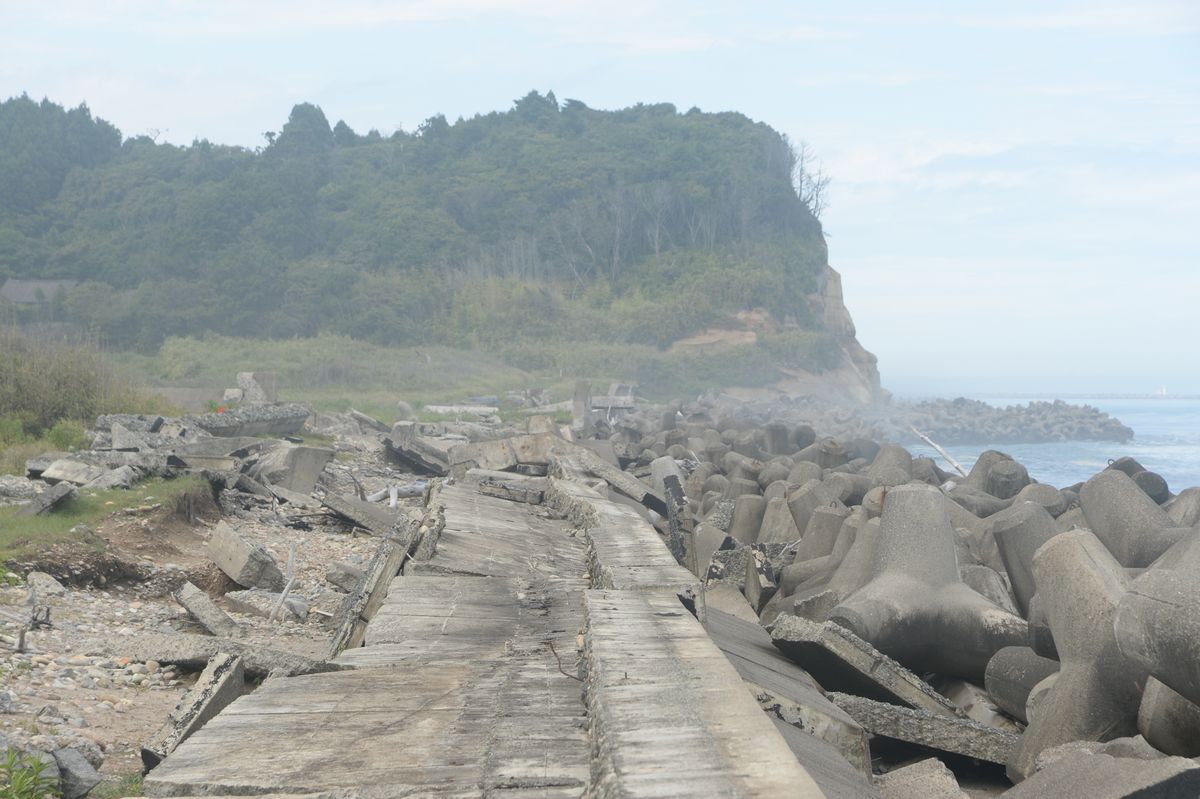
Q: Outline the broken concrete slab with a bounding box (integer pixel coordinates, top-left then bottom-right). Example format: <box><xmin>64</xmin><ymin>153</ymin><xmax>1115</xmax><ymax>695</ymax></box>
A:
<box><xmin>224</xmin><ymin>588</ymin><xmax>307</xmax><ymax>622</ymax></box>
<box><xmin>81</xmin><ymin>464</ymin><xmax>139</xmax><ymax>491</ymax></box>
<box><xmin>248</xmin><ymin>445</ymin><xmax>334</xmax><ymax>495</ymax></box>
<box><xmin>207</xmin><ymin>521</ymin><xmax>286</xmax><ymax>591</ymax></box>
<box><xmin>384</xmin><ymin>422</ymin><xmax>451</xmax><ymax>476</ymax></box>
<box><xmin>40</xmin><ymin>459</ymin><xmax>107</xmax><ymax>487</ymax></box>
<box><xmin>325</xmin><ymin>561</ymin><xmax>364</xmax><ymax>593</ymax></box>
<box><xmin>173</xmin><ymin>581</ymin><xmax>239</xmax><ymax>638</ymax></box>
<box><xmin>878</xmin><ymin>758</ymin><xmax>968</xmax><ymax>799</ymax></box>
<box><xmin>701</xmin><ymin>583</ymin><xmax>759</xmax><ymax>623</ymax></box>
<box><xmin>52</xmin><ymin>747</ymin><xmax>101</xmax><ymax>799</ymax></box>
<box><xmin>14</xmin><ymin>481</ymin><xmax>76</xmax><ymax>517</ymax></box>
<box><xmin>189</xmin><ymin>403</ymin><xmax>310</xmax><ymax>438</ymax></box>
<box><xmin>85</xmin><ymin>632</ymin><xmax>341</xmax><ymax>678</ymax></box>
<box><xmin>768</xmin><ymin>615</ymin><xmax>962</xmax><ymax>718</ymax></box>
<box><xmin>320</xmin><ymin>492</ymin><xmax>397</xmax><ymax>535</ymax></box>
<box><xmin>705</xmin><ymin>608</ymin><xmax>871</xmax><ymax>775</ymax></box>
<box><xmin>830</xmin><ymin>692</ymin><xmax>1020</xmax><ymax>764</ymax></box>
<box><xmin>142</xmin><ymin>653</ymin><xmax>245</xmax><ymax>771</ymax></box>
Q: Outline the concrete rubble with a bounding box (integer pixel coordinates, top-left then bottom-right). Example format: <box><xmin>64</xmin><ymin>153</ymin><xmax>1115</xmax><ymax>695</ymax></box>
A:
<box><xmin>4</xmin><ymin>381</ymin><xmax>1199</xmax><ymax>797</ymax></box>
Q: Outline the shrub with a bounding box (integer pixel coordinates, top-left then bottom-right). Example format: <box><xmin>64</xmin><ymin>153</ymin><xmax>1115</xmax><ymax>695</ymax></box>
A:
<box><xmin>45</xmin><ymin>420</ymin><xmax>88</xmax><ymax>451</ymax></box>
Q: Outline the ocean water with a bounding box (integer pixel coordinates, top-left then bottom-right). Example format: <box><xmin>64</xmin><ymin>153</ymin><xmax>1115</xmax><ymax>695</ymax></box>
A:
<box><xmin>906</xmin><ymin>397</ymin><xmax>1200</xmax><ymax>491</ymax></box>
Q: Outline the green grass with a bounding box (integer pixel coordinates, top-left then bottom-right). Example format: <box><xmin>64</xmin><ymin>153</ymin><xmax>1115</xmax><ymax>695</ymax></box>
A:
<box><xmin>0</xmin><ymin>475</ymin><xmax>209</xmax><ymax>562</ymax></box>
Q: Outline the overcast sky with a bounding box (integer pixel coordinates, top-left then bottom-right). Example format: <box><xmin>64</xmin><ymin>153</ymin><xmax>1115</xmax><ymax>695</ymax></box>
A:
<box><xmin>3</xmin><ymin>0</ymin><xmax>1197</xmax><ymax>395</ymax></box>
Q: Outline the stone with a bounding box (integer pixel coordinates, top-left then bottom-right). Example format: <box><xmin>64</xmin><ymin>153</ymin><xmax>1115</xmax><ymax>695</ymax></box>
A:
<box><xmin>878</xmin><ymin>758</ymin><xmax>968</xmax><ymax>799</ymax></box>
<box><xmin>768</xmin><ymin>615</ymin><xmax>961</xmax><ymax>717</ymax></box>
<box><xmin>1080</xmin><ymin>469</ymin><xmax>1183</xmax><ymax>566</ymax></box>
<box><xmin>174</xmin><ymin>581</ymin><xmax>239</xmax><ymax>637</ymax></box>
<box><xmin>1007</xmin><ymin>529</ymin><xmax>1147</xmax><ymax>782</ymax></box>
<box><xmin>830</xmin><ymin>692</ymin><xmax>1020</xmax><ymax>765</ymax></box>
<box><xmin>985</xmin><ymin>646</ymin><xmax>1060</xmax><ymax>724</ymax></box>
<box><xmin>52</xmin><ymin>747</ymin><xmax>101</xmax><ymax>799</ymax></box>
<box><xmin>991</xmin><ymin>501</ymin><xmax>1062</xmax><ymax>616</ymax></box>
<box><xmin>25</xmin><ymin>571</ymin><xmax>66</xmax><ymax>596</ymax></box>
<box><xmin>207</xmin><ymin>521</ymin><xmax>286</xmax><ymax>591</ymax></box>
<box><xmin>14</xmin><ymin>481</ymin><xmax>75</xmax><ymax>517</ymax></box>
<box><xmin>1164</xmin><ymin>487</ymin><xmax>1200</xmax><ymax>527</ymax></box>
<box><xmin>326</xmin><ymin>561</ymin><xmax>365</xmax><ymax>593</ymax></box>
<box><xmin>142</xmin><ymin>653</ymin><xmax>246</xmax><ymax>770</ymax></box>
<box><xmin>828</xmin><ymin>484</ymin><xmax>1027</xmax><ymax>679</ymax></box>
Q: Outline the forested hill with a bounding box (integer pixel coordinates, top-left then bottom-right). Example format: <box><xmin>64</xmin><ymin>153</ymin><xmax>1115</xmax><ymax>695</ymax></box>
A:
<box><xmin>0</xmin><ymin>91</ymin><xmax>846</xmax><ymax>381</ymax></box>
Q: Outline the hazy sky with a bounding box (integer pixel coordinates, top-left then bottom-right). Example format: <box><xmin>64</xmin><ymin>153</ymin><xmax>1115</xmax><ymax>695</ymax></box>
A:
<box><xmin>3</xmin><ymin>0</ymin><xmax>1198</xmax><ymax>395</ymax></box>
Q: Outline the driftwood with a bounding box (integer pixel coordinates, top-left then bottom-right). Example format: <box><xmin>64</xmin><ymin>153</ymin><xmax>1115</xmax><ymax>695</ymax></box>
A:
<box><xmin>909</xmin><ymin>424</ymin><xmax>969</xmax><ymax>478</ymax></box>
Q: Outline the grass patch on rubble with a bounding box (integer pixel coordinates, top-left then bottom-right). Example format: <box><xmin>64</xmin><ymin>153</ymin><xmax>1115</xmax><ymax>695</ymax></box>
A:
<box><xmin>0</xmin><ymin>475</ymin><xmax>209</xmax><ymax>563</ymax></box>
<box><xmin>91</xmin><ymin>771</ymin><xmax>144</xmax><ymax>798</ymax></box>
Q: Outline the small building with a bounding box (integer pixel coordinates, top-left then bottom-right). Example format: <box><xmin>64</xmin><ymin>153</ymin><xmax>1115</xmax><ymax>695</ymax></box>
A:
<box><xmin>0</xmin><ymin>278</ymin><xmax>78</xmax><ymax>305</ymax></box>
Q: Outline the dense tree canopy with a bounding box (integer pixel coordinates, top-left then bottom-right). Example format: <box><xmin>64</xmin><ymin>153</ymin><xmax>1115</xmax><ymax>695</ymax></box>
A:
<box><xmin>0</xmin><ymin>91</ymin><xmax>832</xmax><ymax>358</ymax></box>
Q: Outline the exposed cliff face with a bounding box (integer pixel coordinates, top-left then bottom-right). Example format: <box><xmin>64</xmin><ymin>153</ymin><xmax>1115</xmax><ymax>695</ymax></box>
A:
<box><xmin>798</xmin><ymin>263</ymin><xmax>882</xmax><ymax>404</ymax></box>
<box><xmin>667</xmin><ymin>261</ymin><xmax>882</xmax><ymax>405</ymax></box>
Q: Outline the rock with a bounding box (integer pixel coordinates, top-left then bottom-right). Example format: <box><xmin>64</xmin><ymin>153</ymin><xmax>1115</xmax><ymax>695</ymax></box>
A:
<box><xmin>52</xmin><ymin>747</ymin><xmax>101</xmax><ymax>799</ymax></box>
<box><xmin>206</xmin><ymin>521</ymin><xmax>286</xmax><ymax>591</ymax></box>
<box><xmin>321</xmin><ymin>492</ymin><xmax>398</xmax><ymax>535</ymax></box>
<box><xmin>248</xmin><ymin>445</ymin><xmax>334</xmax><ymax>495</ymax></box>
<box><xmin>26</xmin><ymin>571</ymin><xmax>66</xmax><ymax>597</ymax></box>
<box><xmin>325</xmin><ymin>561</ymin><xmax>365</xmax><ymax>593</ymax></box>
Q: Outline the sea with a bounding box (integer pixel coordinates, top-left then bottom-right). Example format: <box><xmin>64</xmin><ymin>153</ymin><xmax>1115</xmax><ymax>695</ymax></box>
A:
<box><xmin>905</xmin><ymin>397</ymin><xmax>1200</xmax><ymax>491</ymax></box>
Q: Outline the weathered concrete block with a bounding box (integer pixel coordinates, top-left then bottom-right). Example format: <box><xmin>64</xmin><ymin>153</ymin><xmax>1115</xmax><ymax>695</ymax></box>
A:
<box><xmin>174</xmin><ymin>581</ymin><xmax>239</xmax><ymax>637</ymax></box>
<box><xmin>878</xmin><ymin>758</ymin><xmax>968</xmax><ymax>799</ymax></box>
<box><xmin>325</xmin><ymin>561</ymin><xmax>365</xmax><ymax>593</ymax></box>
<box><xmin>207</xmin><ymin>521</ymin><xmax>286</xmax><ymax>591</ymax></box>
<box><xmin>41</xmin><ymin>459</ymin><xmax>107</xmax><ymax>487</ymax></box>
<box><xmin>991</xmin><ymin>501</ymin><xmax>1062</xmax><ymax>616</ymax></box>
<box><xmin>985</xmin><ymin>646</ymin><xmax>1060</xmax><ymax>724</ymax></box>
<box><xmin>1113</xmin><ymin>568</ymin><xmax>1200</xmax><ymax>706</ymax></box>
<box><xmin>52</xmin><ymin>747</ymin><xmax>101</xmax><ymax>799</ymax></box>
<box><xmin>729</xmin><ymin>494</ymin><xmax>767</xmax><ymax>544</ymax></box>
<box><xmin>768</xmin><ymin>615</ymin><xmax>961</xmax><ymax>717</ymax></box>
<box><xmin>830</xmin><ymin>692</ymin><xmax>1020</xmax><ymax>764</ymax></box>
<box><xmin>142</xmin><ymin>653</ymin><xmax>245</xmax><ymax>770</ymax></box>
<box><xmin>828</xmin><ymin>484</ymin><xmax>1027</xmax><ymax>679</ymax></box>
<box><xmin>1080</xmin><ymin>469</ymin><xmax>1182</xmax><ymax>566</ymax></box>
<box><xmin>15</xmin><ymin>481</ymin><xmax>76</xmax><ymax>517</ymax></box>
<box><xmin>1007</xmin><ymin>529</ymin><xmax>1146</xmax><ymax>782</ymax></box>
<box><xmin>1138</xmin><ymin>677</ymin><xmax>1200</xmax><ymax>757</ymax></box>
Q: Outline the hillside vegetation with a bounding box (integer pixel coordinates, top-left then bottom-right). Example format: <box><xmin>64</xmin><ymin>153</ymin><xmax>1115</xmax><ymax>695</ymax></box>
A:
<box><xmin>0</xmin><ymin>91</ymin><xmax>837</xmax><ymax>380</ymax></box>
